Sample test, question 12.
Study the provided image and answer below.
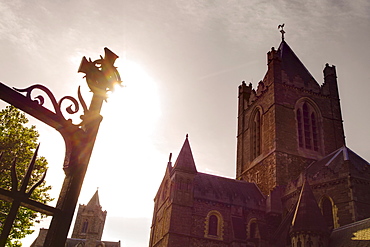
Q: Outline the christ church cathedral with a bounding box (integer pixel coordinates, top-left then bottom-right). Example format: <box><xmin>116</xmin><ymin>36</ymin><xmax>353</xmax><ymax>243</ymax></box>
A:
<box><xmin>148</xmin><ymin>31</ymin><xmax>370</xmax><ymax>247</ymax></box>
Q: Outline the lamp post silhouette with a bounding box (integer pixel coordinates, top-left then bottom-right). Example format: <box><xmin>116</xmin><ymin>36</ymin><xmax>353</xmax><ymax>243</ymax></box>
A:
<box><xmin>0</xmin><ymin>48</ymin><xmax>121</xmax><ymax>247</ymax></box>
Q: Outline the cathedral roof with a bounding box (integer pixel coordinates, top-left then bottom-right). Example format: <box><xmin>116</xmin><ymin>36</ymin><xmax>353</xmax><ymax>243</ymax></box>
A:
<box><xmin>193</xmin><ymin>173</ymin><xmax>265</xmax><ymax>207</ymax></box>
<box><xmin>329</xmin><ymin>217</ymin><xmax>370</xmax><ymax>246</ymax></box>
<box><xmin>172</xmin><ymin>135</ymin><xmax>197</xmax><ymax>174</ymax></box>
<box><xmin>284</xmin><ymin>146</ymin><xmax>370</xmax><ymax>195</ymax></box>
<box><xmin>86</xmin><ymin>190</ymin><xmax>101</xmax><ymax>209</ymax></box>
<box><xmin>277</xmin><ymin>40</ymin><xmax>318</xmax><ymax>84</ymax></box>
<box><xmin>290</xmin><ymin>179</ymin><xmax>329</xmax><ymax>234</ymax></box>
<box><xmin>306</xmin><ymin>146</ymin><xmax>370</xmax><ymax>181</ymax></box>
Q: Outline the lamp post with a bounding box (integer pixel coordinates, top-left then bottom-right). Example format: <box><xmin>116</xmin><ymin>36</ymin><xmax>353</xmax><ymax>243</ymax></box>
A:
<box><xmin>0</xmin><ymin>48</ymin><xmax>121</xmax><ymax>246</ymax></box>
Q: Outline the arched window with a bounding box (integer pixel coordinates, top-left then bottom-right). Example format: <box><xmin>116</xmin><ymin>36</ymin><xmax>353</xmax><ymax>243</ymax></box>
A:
<box><xmin>81</xmin><ymin>219</ymin><xmax>88</xmax><ymax>233</ymax></box>
<box><xmin>321</xmin><ymin>196</ymin><xmax>334</xmax><ymax>229</ymax></box>
<box><xmin>248</xmin><ymin>219</ymin><xmax>259</xmax><ymax>239</ymax></box>
<box><xmin>208</xmin><ymin>215</ymin><xmax>218</xmax><ymax>236</ymax></box>
<box><xmin>296</xmin><ymin>101</ymin><xmax>321</xmax><ymax>152</ymax></box>
<box><xmin>297</xmin><ymin>109</ymin><xmax>303</xmax><ymax>147</ymax></box>
<box><xmin>297</xmin><ymin>238</ymin><xmax>302</xmax><ymax>247</ymax></box>
<box><xmin>204</xmin><ymin>211</ymin><xmax>223</xmax><ymax>240</ymax></box>
<box><xmin>250</xmin><ymin>222</ymin><xmax>257</xmax><ymax>238</ymax></box>
<box><xmin>251</xmin><ymin>109</ymin><xmax>261</xmax><ymax>159</ymax></box>
<box><xmin>303</xmin><ymin>103</ymin><xmax>312</xmax><ymax>149</ymax></box>
<box><xmin>311</xmin><ymin>113</ymin><xmax>319</xmax><ymax>151</ymax></box>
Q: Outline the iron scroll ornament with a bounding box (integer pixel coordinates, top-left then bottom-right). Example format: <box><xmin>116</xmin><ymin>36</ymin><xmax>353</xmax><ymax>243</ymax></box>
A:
<box><xmin>13</xmin><ymin>84</ymin><xmax>87</xmax><ymax>126</ymax></box>
<box><xmin>10</xmin><ymin>47</ymin><xmax>122</xmax><ymax>127</ymax></box>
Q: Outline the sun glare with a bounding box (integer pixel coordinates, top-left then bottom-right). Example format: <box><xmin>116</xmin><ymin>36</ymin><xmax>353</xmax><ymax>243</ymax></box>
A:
<box><xmin>106</xmin><ymin>58</ymin><xmax>161</xmax><ymax>133</ymax></box>
<box><xmin>82</xmin><ymin>58</ymin><xmax>163</xmax><ymax>218</ymax></box>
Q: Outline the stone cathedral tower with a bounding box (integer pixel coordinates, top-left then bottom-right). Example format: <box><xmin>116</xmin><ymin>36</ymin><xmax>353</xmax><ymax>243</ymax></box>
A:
<box><xmin>236</xmin><ymin>40</ymin><xmax>345</xmax><ymax>194</ymax></box>
<box><xmin>32</xmin><ymin>190</ymin><xmax>120</xmax><ymax>247</ymax></box>
<box><xmin>71</xmin><ymin>190</ymin><xmax>107</xmax><ymax>243</ymax></box>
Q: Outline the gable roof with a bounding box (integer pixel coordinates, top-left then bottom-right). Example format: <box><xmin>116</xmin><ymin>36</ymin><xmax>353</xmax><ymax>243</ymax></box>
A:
<box><xmin>306</xmin><ymin>146</ymin><xmax>370</xmax><ymax>181</ymax></box>
<box><xmin>284</xmin><ymin>146</ymin><xmax>370</xmax><ymax>196</ymax></box>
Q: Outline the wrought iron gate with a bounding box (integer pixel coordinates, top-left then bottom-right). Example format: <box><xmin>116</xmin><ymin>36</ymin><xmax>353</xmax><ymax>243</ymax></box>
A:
<box><xmin>0</xmin><ymin>47</ymin><xmax>121</xmax><ymax>247</ymax></box>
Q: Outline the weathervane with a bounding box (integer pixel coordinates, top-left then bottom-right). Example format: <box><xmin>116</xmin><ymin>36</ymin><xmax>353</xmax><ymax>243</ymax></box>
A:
<box><xmin>278</xmin><ymin>23</ymin><xmax>285</xmax><ymax>41</ymax></box>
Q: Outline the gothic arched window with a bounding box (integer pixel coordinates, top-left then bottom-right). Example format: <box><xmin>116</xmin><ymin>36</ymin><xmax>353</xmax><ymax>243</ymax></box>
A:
<box><xmin>208</xmin><ymin>215</ymin><xmax>218</xmax><ymax>236</ymax></box>
<box><xmin>321</xmin><ymin>196</ymin><xmax>334</xmax><ymax>229</ymax></box>
<box><xmin>297</xmin><ymin>238</ymin><xmax>302</xmax><ymax>247</ymax></box>
<box><xmin>248</xmin><ymin>219</ymin><xmax>259</xmax><ymax>239</ymax></box>
<box><xmin>296</xmin><ymin>101</ymin><xmax>321</xmax><ymax>152</ymax></box>
<box><xmin>204</xmin><ymin>211</ymin><xmax>223</xmax><ymax>240</ymax></box>
<box><xmin>81</xmin><ymin>219</ymin><xmax>88</xmax><ymax>233</ymax></box>
<box><xmin>250</xmin><ymin>222</ymin><xmax>257</xmax><ymax>238</ymax></box>
<box><xmin>251</xmin><ymin>109</ymin><xmax>261</xmax><ymax>160</ymax></box>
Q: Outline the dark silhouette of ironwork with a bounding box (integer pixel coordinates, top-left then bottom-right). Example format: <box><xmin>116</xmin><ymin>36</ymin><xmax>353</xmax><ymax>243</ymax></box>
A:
<box><xmin>0</xmin><ymin>47</ymin><xmax>121</xmax><ymax>247</ymax></box>
<box><xmin>0</xmin><ymin>145</ymin><xmax>55</xmax><ymax>245</ymax></box>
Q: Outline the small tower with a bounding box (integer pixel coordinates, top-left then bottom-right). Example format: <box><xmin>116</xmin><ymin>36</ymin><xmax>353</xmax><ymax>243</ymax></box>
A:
<box><xmin>71</xmin><ymin>190</ymin><xmax>107</xmax><ymax>243</ymax></box>
<box><xmin>149</xmin><ymin>135</ymin><xmax>197</xmax><ymax>247</ymax></box>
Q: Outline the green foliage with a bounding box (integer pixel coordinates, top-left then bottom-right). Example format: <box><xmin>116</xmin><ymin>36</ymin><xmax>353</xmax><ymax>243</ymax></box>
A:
<box><xmin>0</xmin><ymin>106</ymin><xmax>53</xmax><ymax>246</ymax></box>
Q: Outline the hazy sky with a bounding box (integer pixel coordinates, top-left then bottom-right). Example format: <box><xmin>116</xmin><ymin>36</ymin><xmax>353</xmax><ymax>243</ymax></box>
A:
<box><xmin>1</xmin><ymin>1</ymin><xmax>370</xmax><ymax>246</ymax></box>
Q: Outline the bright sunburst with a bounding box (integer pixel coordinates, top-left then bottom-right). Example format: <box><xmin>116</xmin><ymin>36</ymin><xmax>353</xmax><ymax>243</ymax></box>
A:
<box><xmin>83</xmin><ymin>57</ymin><xmax>163</xmax><ymax>218</ymax></box>
<box><xmin>107</xmin><ymin>58</ymin><xmax>161</xmax><ymax>132</ymax></box>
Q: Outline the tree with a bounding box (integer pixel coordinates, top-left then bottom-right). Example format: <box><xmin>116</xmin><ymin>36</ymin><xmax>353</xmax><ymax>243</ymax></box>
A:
<box><xmin>0</xmin><ymin>105</ymin><xmax>53</xmax><ymax>246</ymax></box>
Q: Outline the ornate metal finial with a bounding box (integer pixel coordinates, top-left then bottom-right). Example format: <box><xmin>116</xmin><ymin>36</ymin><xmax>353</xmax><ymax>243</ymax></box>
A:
<box><xmin>186</xmin><ymin>133</ymin><xmax>189</xmax><ymax>139</ymax></box>
<box><xmin>278</xmin><ymin>24</ymin><xmax>285</xmax><ymax>41</ymax></box>
<box><xmin>78</xmin><ymin>47</ymin><xmax>122</xmax><ymax>97</ymax></box>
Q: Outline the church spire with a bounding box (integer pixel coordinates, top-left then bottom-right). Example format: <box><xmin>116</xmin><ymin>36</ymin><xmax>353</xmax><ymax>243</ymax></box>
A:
<box><xmin>86</xmin><ymin>190</ymin><xmax>101</xmax><ymax>209</ymax></box>
<box><xmin>291</xmin><ymin>179</ymin><xmax>329</xmax><ymax>234</ymax></box>
<box><xmin>172</xmin><ymin>134</ymin><xmax>197</xmax><ymax>174</ymax></box>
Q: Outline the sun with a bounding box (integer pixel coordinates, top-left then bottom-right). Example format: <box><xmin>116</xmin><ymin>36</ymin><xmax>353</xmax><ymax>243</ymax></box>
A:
<box><xmin>82</xmin><ymin>58</ymin><xmax>163</xmax><ymax>218</ymax></box>
<box><xmin>105</xmin><ymin>58</ymin><xmax>161</xmax><ymax>132</ymax></box>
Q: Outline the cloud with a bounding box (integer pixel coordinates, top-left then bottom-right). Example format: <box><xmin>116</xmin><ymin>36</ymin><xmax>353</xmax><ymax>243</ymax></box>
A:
<box><xmin>0</xmin><ymin>2</ymin><xmax>39</xmax><ymax>52</ymax></box>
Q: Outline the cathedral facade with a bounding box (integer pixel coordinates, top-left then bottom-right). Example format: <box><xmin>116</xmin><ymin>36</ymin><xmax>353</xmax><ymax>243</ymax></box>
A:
<box><xmin>149</xmin><ymin>37</ymin><xmax>370</xmax><ymax>247</ymax></box>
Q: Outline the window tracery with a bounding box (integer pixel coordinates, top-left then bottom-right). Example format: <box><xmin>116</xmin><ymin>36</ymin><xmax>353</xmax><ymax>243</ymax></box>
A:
<box><xmin>296</xmin><ymin>100</ymin><xmax>321</xmax><ymax>152</ymax></box>
<box><xmin>81</xmin><ymin>219</ymin><xmax>88</xmax><ymax>234</ymax></box>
